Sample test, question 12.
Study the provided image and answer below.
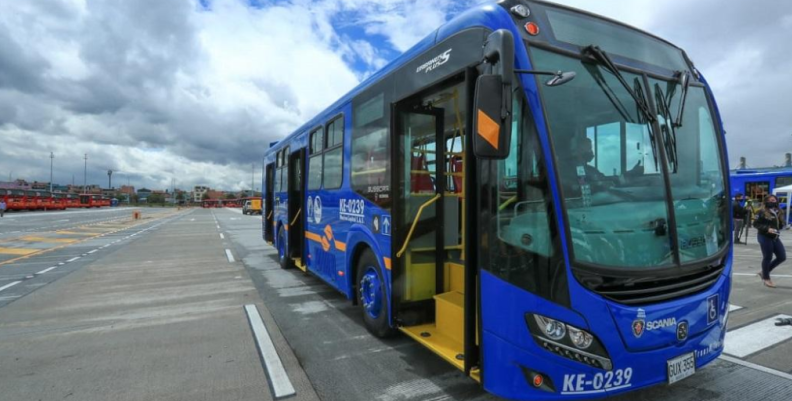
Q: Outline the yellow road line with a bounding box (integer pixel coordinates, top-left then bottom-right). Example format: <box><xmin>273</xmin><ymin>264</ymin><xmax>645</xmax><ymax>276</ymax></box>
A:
<box><xmin>18</xmin><ymin>236</ymin><xmax>79</xmax><ymax>244</ymax></box>
<box><xmin>0</xmin><ymin>211</ymin><xmax>183</xmax><ymax>267</ymax></box>
<box><xmin>0</xmin><ymin>247</ymin><xmax>39</xmax><ymax>255</ymax></box>
<box><xmin>55</xmin><ymin>231</ymin><xmax>98</xmax><ymax>236</ymax></box>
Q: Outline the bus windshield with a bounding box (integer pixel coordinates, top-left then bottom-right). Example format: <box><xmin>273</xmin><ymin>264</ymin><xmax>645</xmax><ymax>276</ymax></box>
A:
<box><xmin>531</xmin><ymin>48</ymin><xmax>728</xmax><ymax>268</ymax></box>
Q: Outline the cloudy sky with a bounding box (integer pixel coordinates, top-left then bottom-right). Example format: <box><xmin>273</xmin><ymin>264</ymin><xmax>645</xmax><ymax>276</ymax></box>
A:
<box><xmin>1</xmin><ymin>0</ymin><xmax>790</xmax><ymax>191</ymax></box>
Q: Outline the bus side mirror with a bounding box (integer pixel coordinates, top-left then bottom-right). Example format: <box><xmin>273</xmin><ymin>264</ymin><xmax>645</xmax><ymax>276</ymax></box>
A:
<box><xmin>473</xmin><ymin>74</ymin><xmax>512</xmax><ymax>159</ymax></box>
<box><xmin>474</xmin><ymin>29</ymin><xmax>514</xmax><ymax>160</ymax></box>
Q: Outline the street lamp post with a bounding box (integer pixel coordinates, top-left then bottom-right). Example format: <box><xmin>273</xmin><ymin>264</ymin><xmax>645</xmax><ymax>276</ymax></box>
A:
<box><xmin>49</xmin><ymin>152</ymin><xmax>54</xmax><ymax>192</ymax></box>
<box><xmin>108</xmin><ymin>170</ymin><xmax>113</xmax><ymax>189</ymax></box>
<box><xmin>83</xmin><ymin>154</ymin><xmax>88</xmax><ymax>194</ymax></box>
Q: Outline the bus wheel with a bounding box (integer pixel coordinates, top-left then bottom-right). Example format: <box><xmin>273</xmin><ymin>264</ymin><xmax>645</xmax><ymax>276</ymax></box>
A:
<box><xmin>277</xmin><ymin>227</ymin><xmax>291</xmax><ymax>269</ymax></box>
<box><xmin>356</xmin><ymin>250</ymin><xmax>393</xmax><ymax>337</ymax></box>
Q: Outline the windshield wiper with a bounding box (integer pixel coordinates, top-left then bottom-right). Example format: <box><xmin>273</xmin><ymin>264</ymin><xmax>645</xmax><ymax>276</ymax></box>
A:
<box><xmin>673</xmin><ymin>71</ymin><xmax>690</xmax><ymax>127</ymax></box>
<box><xmin>634</xmin><ymin>81</ymin><xmax>659</xmax><ymax>170</ymax></box>
<box><xmin>583</xmin><ymin>46</ymin><xmax>656</xmax><ymax>124</ymax></box>
<box><xmin>654</xmin><ymin>83</ymin><xmax>679</xmax><ymax>173</ymax></box>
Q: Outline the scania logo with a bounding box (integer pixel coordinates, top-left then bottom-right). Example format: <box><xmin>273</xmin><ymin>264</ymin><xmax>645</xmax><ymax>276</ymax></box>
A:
<box><xmin>677</xmin><ymin>321</ymin><xmax>689</xmax><ymax>341</ymax></box>
<box><xmin>646</xmin><ymin>317</ymin><xmax>677</xmax><ymax>331</ymax></box>
<box><xmin>632</xmin><ymin>308</ymin><xmax>646</xmax><ymax>338</ymax></box>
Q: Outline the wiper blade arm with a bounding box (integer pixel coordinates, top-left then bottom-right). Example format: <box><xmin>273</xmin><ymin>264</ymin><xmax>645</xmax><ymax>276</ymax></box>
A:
<box><xmin>673</xmin><ymin>71</ymin><xmax>690</xmax><ymax>127</ymax></box>
<box><xmin>634</xmin><ymin>81</ymin><xmax>659</xmax><ymax>171</ymax></box>
<box><xmin>583</xmin><ymin>45</ymin><xmax>656</xmax><ymax>124</ymax></box>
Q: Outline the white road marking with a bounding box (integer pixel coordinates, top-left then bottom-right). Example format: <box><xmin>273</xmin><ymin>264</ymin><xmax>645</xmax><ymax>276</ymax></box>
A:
<box><xmin>220</xmin><ymin>233</ymin><xmax>225</xmax><ymax>240</ymax></box>
<box><xmin>66</xmin><ymin>257</ymin><xmax>81</xmax><ymax>263</ymax></box>
<box><xmin>216</xmin><ymin>225</ymin><xmax>220</xmax><ymax>229</ymax></box>
<box><xmin>720</xmin><ymin>354</ymin><xmax>792</xmax><ymax>381</ymax></box>
<box><xmin>0</xmin><ymin>281</ymin><xmax>22</xmax><ymax>292</ymax></box>
<box><xmin>88</xmin><ymin>249</ymin><xmax>98</xmax><ymax>254</ymax></box>
<box><xmin>225</xmin><ymin>249</ymin><xmax>235</xmax><ymax>263</ymax></box>
<box><xmin>729</xmin><ymin>304</ymin><xmax>743</xmax><ymax>312</ymax></box>
<box><xmin>243</xmin><ymin>304</ymin><xmax>296</xmax><ymax>398</ymax></box>
<box><xmin>36</xmin><ymin>266</ymin><xmax>59</xmax><ymax>274</ymax></box>
<box><xmin>724</xmin><ymin>314</ymin><xmax>792</xmax><ymax>358</ymax></box>
<box><xmin>733</xmin><ymin>272</ymin><xmax>792</xmax><ymax>278</ymax></box>
<box><xmin>225</xmin><ymin>208</ymin><xmax>243</xmax><ymax>214</ymax></box>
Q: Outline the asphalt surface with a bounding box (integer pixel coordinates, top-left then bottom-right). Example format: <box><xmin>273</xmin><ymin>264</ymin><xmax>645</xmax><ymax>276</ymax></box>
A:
<box><xmin>0</xmin><ymin>207</ymin><xmax>791</xmax><ymax>401</ymax></box>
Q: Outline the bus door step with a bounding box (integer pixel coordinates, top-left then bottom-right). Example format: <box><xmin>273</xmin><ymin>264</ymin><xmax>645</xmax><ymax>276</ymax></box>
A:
<box><xmin>292</xmin><ymin>257</ymin><xmax>306</xmax><ymax>272</ymax></box>
<box><xmin>399</xmin><ymin>291</ymin><xmax>465</xmax><ymax>372</ymax></box>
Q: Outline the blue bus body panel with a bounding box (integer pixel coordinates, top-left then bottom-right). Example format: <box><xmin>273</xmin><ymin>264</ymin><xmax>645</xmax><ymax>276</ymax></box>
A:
<box><xmin>261</xmin><ymin>2</ymin><xmax>734</xmax><ymax>399</ymax></box>
<box><xmin>481</xmin><ymin>267</ymin><xmax>731</xmax><ymax>400</ymax></box>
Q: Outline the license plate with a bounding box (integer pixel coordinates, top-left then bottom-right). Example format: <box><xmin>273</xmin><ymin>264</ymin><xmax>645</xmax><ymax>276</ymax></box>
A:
<box><xmin>667</xmin><ymin>352</ymin><xmax>695</xmax><ymax>384</ymax></box>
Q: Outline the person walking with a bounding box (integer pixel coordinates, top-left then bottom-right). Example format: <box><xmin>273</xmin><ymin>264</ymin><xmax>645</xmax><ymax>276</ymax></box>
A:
<box><xmin>733</xmin><ymin>193</ymin><xmax>748</xmax><ymax>244</ymax></box>
<box><xmin>0</xmin><ymin>199</ymin><xmax>6</xmax><ymax>218</ymax></box>
<box><xmin>754</xmin><ymin>195</ymin><xmax>787</xmax><ymax>288</ymax></box>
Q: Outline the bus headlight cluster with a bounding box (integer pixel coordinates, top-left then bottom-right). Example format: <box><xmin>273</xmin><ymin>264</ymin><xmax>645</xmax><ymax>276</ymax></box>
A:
<box><xmin>568</xmin><ymin>326</ymin><xmax>594</xmax><ymax>349</ymax></box>
<box><xmin>535</xmin><ymin>315</ymin><xmax>566</xmax><ymax>340</ymax></box>
<box><xmin>526</xmin><ymin>314</ymin><xmax>612</xmax><ymax>371</ymax></box>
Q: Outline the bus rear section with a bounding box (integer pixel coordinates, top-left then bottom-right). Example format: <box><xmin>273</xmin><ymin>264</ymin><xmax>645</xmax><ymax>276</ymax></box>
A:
<box><xmin>261</xmin><ymin>1</ymin><xmax>731</xmax><ymax>400</ymax></box>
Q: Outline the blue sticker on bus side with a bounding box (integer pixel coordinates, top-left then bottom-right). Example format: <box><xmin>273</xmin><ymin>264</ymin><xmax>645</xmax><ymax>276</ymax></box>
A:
<box><xmin>382</xmin><ymin>215</ymin><xmax>391</xmax><ymax>236</ymax></box>
<box><xmin>706</xmin><ymin>294</ymin><xmax>719</xmax><ymax>325</ymax></box>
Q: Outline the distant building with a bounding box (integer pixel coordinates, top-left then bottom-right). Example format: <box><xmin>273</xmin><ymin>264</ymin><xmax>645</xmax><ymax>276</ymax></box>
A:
<box><xmin>137</xmin><ymin>188</ymin><xmax>152</xmax><ymax>202</ymax></box>
<box><xmin>193</xmin><ymin>185</ymin><xmax>210</xmax><ymax>202</ymax></box>
<box><xmin>119</xmin><ymin>185</ymin><xmax>135</xmax><ymax>196</ymax></box>
<box><xmin>31</xmin><ymin>181</ymin><xmax>49</xmax><ymax>190</ymax></box>
<box><xmin>205</xmin><ymin>190</ymin><xmax>224</xmax><ymax>200</ymax></box>
<box><xmin>68</xmin><ymin>184</ymin><xmax>101</xmax><ymax>194</ymax></box>
<box><xmin>0</xmin><ymin>180</ymin><xmax>30</xmax><ymax>190</ymax></box>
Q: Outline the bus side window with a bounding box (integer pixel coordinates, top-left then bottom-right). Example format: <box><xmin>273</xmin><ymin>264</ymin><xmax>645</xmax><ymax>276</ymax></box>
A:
<box><xmin>485</xmin><ymin>92</ymin><xmax>564</xmax><ymax>300</ymax></box>
<box><xmin>323</xmin><ymin>116</ymin><xmax>344</xmax><ymax>189</ymax></box>
<box><xmin>351</xmin><ymin>92</ymin><xmax>390</xmax><ymax>207</ymax></box>
<box><xmin>308</xmin><ymin>128</ymin><xmax>323</xmax><ymax>190</ymax></box>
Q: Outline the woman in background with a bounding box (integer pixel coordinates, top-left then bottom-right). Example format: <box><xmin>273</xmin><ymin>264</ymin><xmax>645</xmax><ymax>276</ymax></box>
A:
<box><xmin>754</xmin><ymin>195</ymin><xmax>787</xmax><ymax>288</ymax></box>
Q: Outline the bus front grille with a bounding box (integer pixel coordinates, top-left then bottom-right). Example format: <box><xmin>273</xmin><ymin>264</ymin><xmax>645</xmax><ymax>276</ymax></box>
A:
<box><xmin>580</xmin><ymin>262</ymin><xmax>725</xmax><ymax>305</ymax></box>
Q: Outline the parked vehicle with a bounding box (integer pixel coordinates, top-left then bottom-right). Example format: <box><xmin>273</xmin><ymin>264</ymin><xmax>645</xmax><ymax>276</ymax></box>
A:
<box><xmin>243</xmin><ymin>198</ymin><xmax>262</xmax><ymax>215</ymax></box>
<box><xmin>262</xmin><ymin>1</ymin><xmax>731</xmax><ymax>399</ymax></box>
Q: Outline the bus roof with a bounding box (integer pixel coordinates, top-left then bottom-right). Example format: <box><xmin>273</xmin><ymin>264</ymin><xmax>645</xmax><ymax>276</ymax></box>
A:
<box><xmin>265</xmin><ymin>0</ymin><xmax>689</xmax><ymax>157</ymax></box>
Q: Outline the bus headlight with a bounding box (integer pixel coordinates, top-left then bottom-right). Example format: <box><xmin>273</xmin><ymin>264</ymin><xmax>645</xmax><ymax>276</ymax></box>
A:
<box><xmin>568</xmin><ymin>326</ymin><xmax>593</xmax><ymax>349</ymax></box>
<box><xmin>535</xmin><ymin>315</ymin><xmax>566</xmax><ymax>340</ymax></box>
<box><xmin>526</xmin><ymin>313</ymin><xmax>612</xmax><ymax>370</ymax></box>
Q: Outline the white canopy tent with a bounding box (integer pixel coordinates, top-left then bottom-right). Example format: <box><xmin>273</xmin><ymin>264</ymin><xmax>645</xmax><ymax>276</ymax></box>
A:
<box><xmin>772</xmin><ymin>184</ymin><xmax>792</xmax><ymax>226</ymax></box>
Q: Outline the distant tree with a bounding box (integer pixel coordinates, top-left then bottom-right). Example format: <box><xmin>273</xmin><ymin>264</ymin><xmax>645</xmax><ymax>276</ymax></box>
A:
<box><xmin>176</xmin><ymin>192</ymin><xmax>185</xmax><ymax>201</ymax></box>
<box><xmin>202</xmin><ymin>193</ymin><xmax>210</xmax><ymax>201</ymax></box>
<box><xmin>130</xmin><ymin>194</ymin><xmax>139</xmax><ymax>204</ymax></box>
<box><xmin>225</xmin><ymin>193</ymin><xmax>236</xmax><ymax>200</ymax></box>
<box><xmin>148</xmin><ymin>193</ymin><xmax>165</xmax><ymax>205</ymax></box>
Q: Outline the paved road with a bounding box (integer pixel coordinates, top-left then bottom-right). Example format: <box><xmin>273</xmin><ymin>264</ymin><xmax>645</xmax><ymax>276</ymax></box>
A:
<box><xmin>0</xmin><ymin>207</ymin><xmax>790</xmax><ymax>401</ymax></box>
<box><xmin>215</xmin><ymin>208</ymin><xmax>792</xmax><ymax>401</ymax></box>
<box><xmin>0</xmin><ymin>207</ymin><xmax>318</xmax><ymax>401</ymax></box>
<box><xmin>0</xmin><ymin>207</ymin><xmax>141</xmax><ymax>237</ymax></box>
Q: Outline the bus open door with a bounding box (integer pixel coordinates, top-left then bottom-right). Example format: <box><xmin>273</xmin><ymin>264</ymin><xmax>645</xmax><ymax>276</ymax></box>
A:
<box><xmin>287</xmin><ymin>148</ymin><xmax>306</xmax><ymax>271</ymax></box>
<box><xmin>264</xmin><ymin>163</ymin><xmax>275</xmax><ymax>244</ymax></box>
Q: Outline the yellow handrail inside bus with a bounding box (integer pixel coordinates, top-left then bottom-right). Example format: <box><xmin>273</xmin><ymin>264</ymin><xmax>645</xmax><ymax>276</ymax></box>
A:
<box><xmin>396</xmin><ymin>194</ymin><xmax>441</xmax><ymax>258</ymax></box>
<box><xmin>498</xmin><ymin>195</ymin><xmax>518</xmax><ymax>212</ymax></box>
<box><xmin>267</xmin><ymin>210</ymin><xmax>273</xmax><ymax>219</ymax></box>
<box><xmin>290</xmin><ymin>208</ymin><xmax>302</xmax><ymax>226</ymax></box>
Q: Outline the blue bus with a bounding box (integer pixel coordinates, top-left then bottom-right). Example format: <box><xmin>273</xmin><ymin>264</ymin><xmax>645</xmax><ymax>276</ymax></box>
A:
<box><xmin>262</xmin><ymin>1</ymin><xmax>731</xmax><ymax>399</ymax></box>
<box><xmin>730</xmin><ymin>169</ymin><xmax>792</xmax><ymax>206</ymax></box>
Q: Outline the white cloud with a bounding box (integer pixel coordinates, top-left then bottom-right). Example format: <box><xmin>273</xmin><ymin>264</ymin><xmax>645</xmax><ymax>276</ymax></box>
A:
<box><xmin>0</xmin><ymin>0</ymin><xmax>788</xmax><ymax>192</ymax></box>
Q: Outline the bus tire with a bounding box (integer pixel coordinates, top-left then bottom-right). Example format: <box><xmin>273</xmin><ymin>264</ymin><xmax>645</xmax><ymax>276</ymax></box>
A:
<box><xmin>277</xmin><ymin>226</ymin><xmax>292</xmax><ymax>269</ymax></box>
<box><xmin>356</xmin><ymin>250</ymin><xmax>393</xmax><ymax>338</ymax></box>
